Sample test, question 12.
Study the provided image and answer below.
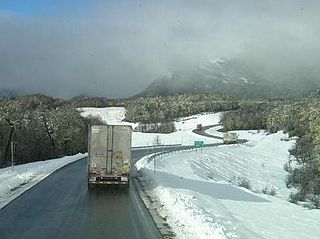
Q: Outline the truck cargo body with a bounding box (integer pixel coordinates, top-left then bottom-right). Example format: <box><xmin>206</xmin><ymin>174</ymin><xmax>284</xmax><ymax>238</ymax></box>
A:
<box><xmin>223</xmin><ymin>132</ymin><xmax>238</xmax><ymax>144</ymax></box>
<box><xmin>87</xmin><ymin>125</ymin><xmax>132</xmax><ymax>186</ymax></box>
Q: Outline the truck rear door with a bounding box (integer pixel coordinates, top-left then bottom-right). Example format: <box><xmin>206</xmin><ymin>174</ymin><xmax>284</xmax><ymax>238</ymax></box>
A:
<box><xmin>89</xmin><ymin>125</ymin><xmax>108</xmax><ymax>175</ymax></box>
<box><xmin>111</xmin><ymin>126</ymin><xmax>132</xmax><ymax>175</ymax></box>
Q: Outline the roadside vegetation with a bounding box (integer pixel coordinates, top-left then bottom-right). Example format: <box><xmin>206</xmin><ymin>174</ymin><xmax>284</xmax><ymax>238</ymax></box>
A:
<box><xmin>0</xmin><ymin>93</ymin><xmax>238</xmax><ymax>166</ymax></box>
<box><xmin>0</xmin><ymin>94</ymin><xmax>102</xmax><ymax>168</ymax></box>
<box><xmin>221</xmin><ymin>90</ymin><xmax>320</xmax><ymax>208</ymax></box>
<box><xmin>125</xmin><ymin>94</ymin><xmax>239</xmax><ymax>133</ymax></box>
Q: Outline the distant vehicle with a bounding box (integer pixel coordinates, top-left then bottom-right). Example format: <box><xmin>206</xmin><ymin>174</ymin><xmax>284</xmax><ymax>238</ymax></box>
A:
<box><xmin>196</xmin><ymin>124</ymin><xmax>202</xmax><ymax>130</ymax></box>
<box><xmin>223</xmin><ymin>132</ymin><xmax>238</xmax><ymax>144</ymax></box>
<box><xmin>87</xmin><ymin>125</ymin><xmax>132</xmax><ymax>188</ymax></box>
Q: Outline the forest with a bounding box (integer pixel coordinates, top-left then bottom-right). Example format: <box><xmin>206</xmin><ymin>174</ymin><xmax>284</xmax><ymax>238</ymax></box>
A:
<box><xmin>0</xmin><ymin>95</ymin><xmax>102</xmax><ymax>167</ymax></box>
<box><xmin>125</xmin><ymin>94</ymin><xmax>238</xmax><ymax>124</ymax></box>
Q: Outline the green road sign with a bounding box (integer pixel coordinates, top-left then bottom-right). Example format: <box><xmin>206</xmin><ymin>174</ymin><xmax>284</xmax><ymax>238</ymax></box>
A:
<box><xmin>194</xmin><ymin>141</ymin><xmax>204</xmax><ymax>148</ymax></box>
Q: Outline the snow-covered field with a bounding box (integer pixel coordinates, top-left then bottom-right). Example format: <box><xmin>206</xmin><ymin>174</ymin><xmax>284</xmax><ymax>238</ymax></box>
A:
<box><xmin>0</xmin><ymin>153</ymin><xmax>86</xmax><ymax>209</ymax></box>
<box><xmin>175</xmin><ymin>112</ymin><xmax>221</xmax><ymax>131</ymax></box>
<box><xmin>79</xmin><ymin>107</ymin><xmax>136</xmax><ymax>127</ymax></box>
<box><xmin>80</xmin><ymin>107</ymin><xmax>223</xmax><ymax>147</ymax></box>
<box><xmin>136</xmin><ymin>132</ymin><xmax>320</xmax><ymax>239</ymax></box>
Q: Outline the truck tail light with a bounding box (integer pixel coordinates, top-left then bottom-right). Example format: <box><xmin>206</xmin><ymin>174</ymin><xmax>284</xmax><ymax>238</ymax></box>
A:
<box><xmin>90</xmin><ymin>169</ymin><xmax>102</xmax><ymax>176</ymax></box>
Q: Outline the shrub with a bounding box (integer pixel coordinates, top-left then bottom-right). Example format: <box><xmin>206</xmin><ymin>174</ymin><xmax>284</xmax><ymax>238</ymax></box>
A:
<box><xmin>229</xmin><ymin>176</ymin><xmax>251</xmax><ymax>190</ymax></box>
<box><xmin>309</xmin><ymin>195</ymin><xmax>320</xmax><ymax>209</ymax></box>
<box><xmin>262</xmin><ymin>186</ymin><xmax>276</xmax><ymax>196</ymax></box>
<box><xmin>289</xmin><ymin>192</ymin><xmax>301</xmax><ymax>204</ymax></box>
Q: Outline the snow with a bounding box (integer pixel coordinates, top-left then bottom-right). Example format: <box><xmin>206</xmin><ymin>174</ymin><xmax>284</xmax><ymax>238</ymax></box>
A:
<box><xmin>206</xmin><ymin>126</ymin><xmax>269</xmax><ymax>142</ymax></box>
<box><xmin>162</xmin><ymin>72</ymin><xmax>174</xmax><ymax>80</ymax></box>
<box><xmin>153</xmin><ymin>186</ymin><xmax>227</xmax><ymax>239</ymax></box>
<box><xmin>240</xmin><ymin>77</ymin><xmax>249</xmax><ymax>84</ymax></box>
<box><xmin>132</xmin><ymin>112</ymin><xmax>222</xmax><ymax>147</ymax></box>
<box><xmin>240</xmin><ymin>77</ymin><xmax>254</xmax><ymax>85</ymax></box>
<box><xmin>175</xmin><ymin>112</ymin><xmax>221</xmax><ymax>131</ymax></box>
<box><xmin>132</xmin><ymin>130</ymin><xmax>221</xmax><ymax>147</ymax></box>
<box><xmin>136</xmin><ymin>131</ymin><xmax>320</xmax><ymax>239</ymax></box>
<box><xmin>0</xmin><ymin>153</ymin><xmax>86</xmax><ymax>209</ymax></box>
<box><xmin>80</xmin><ymin>107</ymin><xmax>223</xmax><ymax>147</ymax></box>
<box><xmin>205</xmin><ymin>124</ymin><xmax>224</xmax><ymax>137</ymax></box>
<box><xmin>79</xmin><ymin>107</ymin><xmax>136</xmax><ymax>127</ymax></box>
<box><xmin>209</xmin><ymin>58</ymin><xmax>226</xmax><ymax>65</ymax></box>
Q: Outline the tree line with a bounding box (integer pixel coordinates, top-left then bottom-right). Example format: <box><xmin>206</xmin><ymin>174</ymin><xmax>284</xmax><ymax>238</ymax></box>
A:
<box><xmin>0</xmin><ymin>93</ymin><xmax>239</xmax><ymax>166</ymax></box>
<box><xmin>0</xmin><ymin>95</ymin><xmax>102</xmax><ymax>168</ymax></box>
<box><xmin>125</xmin><ymin>94</ymin><xmax>239</xmax><ymax>124</ymax></box>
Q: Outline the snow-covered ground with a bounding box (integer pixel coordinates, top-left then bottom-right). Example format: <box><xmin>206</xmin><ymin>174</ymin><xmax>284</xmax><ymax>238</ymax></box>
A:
<box><xmin>205</xmin><ymin>125</ymin><xmax>269</xmax><ymax>142</ymax></box>
<box><xmin>175</xmin><ymin>112</ymin><xmax>222</xmax><ymax>131</ymax></box>
<box><xmin>0</xmin><ymin>153</ymin><xmax>86</xmax><ymax>209</ymax></box>
<box><xmin>79</xmin><ymin>107</ymin><xmax>136</xmax><ymax>127</ymax></box>
<box><xmin>136</xmin><ymin>132</ymin><xmax>320</xmax><ymax>239</ymax></box>
<box><xmin>132</xmin><ymin>130</ymin><xmax>221</xmax><ymax>147</ymax></box>
<box><xmin>80</xmin><ymin>107</ymin><xmax>223</xmax><ymax>147</ymax></box>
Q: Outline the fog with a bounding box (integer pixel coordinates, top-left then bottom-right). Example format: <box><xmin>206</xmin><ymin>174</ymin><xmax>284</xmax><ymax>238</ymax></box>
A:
<box><xmin>0</xmin><ymin>0</ymin><xmax>319</xmax><ymax>98</ymax></box>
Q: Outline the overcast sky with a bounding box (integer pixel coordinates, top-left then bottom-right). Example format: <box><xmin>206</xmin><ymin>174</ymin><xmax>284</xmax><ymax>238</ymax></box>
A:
<box><xmin>0</xmin><ymin>0</ymin><xmax>319</xmax><ymax>98</ymax></box>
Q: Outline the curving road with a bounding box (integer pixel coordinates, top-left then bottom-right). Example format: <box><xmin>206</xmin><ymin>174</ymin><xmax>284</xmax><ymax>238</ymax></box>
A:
<box><xmin>192</xmin><ymin>124</ymin><xmax>224</xmax><ymax>140</ymax></box>
<box><xmin>0</xmin><ymin>150</ymin><xmax>162</xmax><ymax>239</ymax></box>
<box><xmin>192</xmin><ymin>124</ymin><xmax>248</xmax><ymax>144</ymax></box>
<box><xmin>0</xmin><ymin>125</ymin><xmax>242</xmax><ymax>239</ymax></box>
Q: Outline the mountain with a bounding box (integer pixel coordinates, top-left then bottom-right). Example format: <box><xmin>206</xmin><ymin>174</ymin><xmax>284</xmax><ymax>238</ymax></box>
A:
<box><xmin>136</xmin><ymin>58</ymin><xmax>319</xmax><ymax>99</ymax></box>
<box><xmin>0</xmin><ymin>88</ymin><xmax>20</xmax><ymax>98</ymax></box>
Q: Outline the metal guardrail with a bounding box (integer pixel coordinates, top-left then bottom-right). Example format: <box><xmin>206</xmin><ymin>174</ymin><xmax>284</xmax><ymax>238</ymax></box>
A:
<box><xmin>132</xmin><ymin>144</ymin><xmax>182</xmax><ymax>150</ymax></box>
<box><xmin>146</xmin><ymin>142</ymin><xmax>224</xmax><ymax>164</ymax></box>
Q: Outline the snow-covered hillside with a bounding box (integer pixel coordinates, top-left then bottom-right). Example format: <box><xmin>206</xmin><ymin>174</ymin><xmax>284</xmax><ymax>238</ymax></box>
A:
<box><xmin>0</xmin><ymin>154</ymin><xmax>86</xmax><ymax>209</ymax></box>
<box><xmin>79</xmin><ymin>107</ymin><xmax>135</xmax><ymax>127</ymax></box>
<box><xmin>175</xmin><ymin>112</ymin><xmax>221</xmax><ymax>131</ymax></box>
<box><xmin>79</xmin><ymin>107</ymin><xmax>223</xmax><ymax>147</ymax></box>
<box><xmin>133</xmin><ymin>112</ymin><xmax>222</xmax><ymax>147</ymax></box>
<box><xmin>136</xmin><ymin>132</ymin><xmax>320</xmax><ymax>239</ymax></box>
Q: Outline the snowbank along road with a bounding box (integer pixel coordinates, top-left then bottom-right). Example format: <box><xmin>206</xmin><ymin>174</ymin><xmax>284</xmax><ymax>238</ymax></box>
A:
<box><xmin>0</xmin><ymin>149</ymin><xmax>163</xmax><ymax>239</ymax></box>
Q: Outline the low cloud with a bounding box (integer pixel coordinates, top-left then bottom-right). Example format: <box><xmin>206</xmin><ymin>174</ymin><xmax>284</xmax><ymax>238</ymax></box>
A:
<box><xmin>0</xmin><ymin>0</ymin><xmax>319</xmax><ymax>98</ymax></box>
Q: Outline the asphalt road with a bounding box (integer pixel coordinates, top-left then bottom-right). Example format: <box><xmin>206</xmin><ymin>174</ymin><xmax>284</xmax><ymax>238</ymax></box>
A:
<box><xmin>0</xmin><ymin>150</ymin><xmax>162</xmax><ymax>239</ymax></box>
<box><xmin>192</xmin><ymin>124</ymin><xmax>224</xmax><ymax>139</ymax></box>
<box><xmin>192</xmin><ymin>124</ymin><xmax>248</xmax><ymax>144</ymax></box>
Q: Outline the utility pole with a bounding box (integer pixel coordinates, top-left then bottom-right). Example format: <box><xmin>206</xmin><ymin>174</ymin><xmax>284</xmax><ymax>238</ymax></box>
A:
<box><xmin>147</xmin><ymin>142</ymin><xmax>149</xmax><ymax>155</ymax></box>
<box><xmin>153</xmin><ymin>143</ymin><xmax>156</xmax><ymax>174</ymax></box>
<box><xmin>11</xmin><ymin>141</ymin><xmax>14</xmax><ymax>171</ymax></box>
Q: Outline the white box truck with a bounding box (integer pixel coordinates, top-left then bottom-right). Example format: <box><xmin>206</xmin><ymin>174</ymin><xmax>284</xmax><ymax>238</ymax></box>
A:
<box><xmin>87</xmin><ymin>125</ymin><xmax>132</xmax><ymax>188</ymax></box>
<box><xmin>223</xmin><ymin>132</ymin><xmax>238</xmax><ymax>144</ymax></box>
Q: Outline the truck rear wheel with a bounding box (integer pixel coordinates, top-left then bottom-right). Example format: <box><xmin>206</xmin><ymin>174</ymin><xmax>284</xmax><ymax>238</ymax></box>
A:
<box><xmin>87</xmin><ymin>180</ymin><xmax>95</xmax><ymax>190</ymax></box>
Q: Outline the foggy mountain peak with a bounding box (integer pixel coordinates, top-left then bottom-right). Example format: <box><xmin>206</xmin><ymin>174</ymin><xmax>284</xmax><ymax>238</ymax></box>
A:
<box><xmin>0</xmin><ymin>1</ymin><xmax>319</xmax><ymax>98</ymax></box>
<box><xmin>162</xmin><ymin>72</ymin><xmax>174</xmax><ymax>81</ymax></box>
<box><xmin>138</xmin><ymin>57</ymin><xmax>319</xmax><ymax>99</ymax></box>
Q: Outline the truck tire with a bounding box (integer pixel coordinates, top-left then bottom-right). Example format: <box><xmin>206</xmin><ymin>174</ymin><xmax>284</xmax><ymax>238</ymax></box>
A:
<box><xmin>87</xmin><ymin>180</ymin><xmax>95</xmax><ymax>191</ymax></box>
